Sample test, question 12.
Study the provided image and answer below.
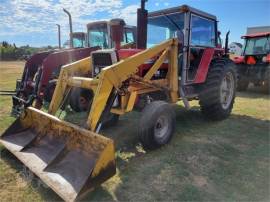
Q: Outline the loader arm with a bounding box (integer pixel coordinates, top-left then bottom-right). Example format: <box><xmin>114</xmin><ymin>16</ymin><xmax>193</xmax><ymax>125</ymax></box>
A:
<box><xmin>87</xmin><ymin>39</ymin><xmax>179</xmax><ymax>130</ymax></box>
<box><xmin>49</xmin><ymin>56</ymin><xmax>93</xmax><ymax>114</ymax></box>
<box><xmin>48</xmin><ymin>39</ymin><xmax>178</xmax><ymax>130</ymax></box>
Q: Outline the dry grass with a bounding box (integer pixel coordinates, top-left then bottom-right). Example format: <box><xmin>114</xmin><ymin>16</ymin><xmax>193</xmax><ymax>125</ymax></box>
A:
<box><xmin>0</xmin><ymin>61</ymin><xmax>269</xmax><ymax>201</ymax></box>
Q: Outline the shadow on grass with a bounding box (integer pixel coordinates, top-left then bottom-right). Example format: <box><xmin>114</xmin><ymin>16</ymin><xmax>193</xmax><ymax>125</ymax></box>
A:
<box><xmin>236</xmin><ymin>84</ymin><xmax>270</xmax><ymax>99</ymax></box>
<box><xmin>86</xmin><ymin>106</ymin><xmax>270</xmax><ymax>201</ymax></box>
<box><xmin>0</xmin><ymin>148</ymin><xmax>62</xmax><ymax>201</ymax></box>
<box><xmin>0</xmin><ymin>105</ymin><xmax>269</xmax><ymax>201</ymax></box>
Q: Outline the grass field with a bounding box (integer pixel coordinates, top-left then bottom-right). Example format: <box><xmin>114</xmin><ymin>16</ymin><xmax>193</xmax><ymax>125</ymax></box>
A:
<box><xmin>0</xmin><ymin>61</ymin><xmax>269</xmax><ymax>201</ymax></box>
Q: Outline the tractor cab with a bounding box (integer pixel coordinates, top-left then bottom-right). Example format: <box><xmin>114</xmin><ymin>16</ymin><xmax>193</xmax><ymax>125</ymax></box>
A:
<box><xmin>87</xmin><ymin>21</ymin><xmax>136</xmax><ymax>49</ymax></box>
<box><xmin>147</xmin><ymin>5</ymin><xmax>222</xmax><ymax>85</ymax></box>
<box><xmin>71</xmin><ymin>32</ymin><xmax>87</xmax><ymax>48</ymax></box>
<box><xmin>242</xmin><ymin>33</ymin><xmax>270</xmax><ymax>59</ymax></box>
<box><xmin>234</xmin><ymin>32</ymin><xmax>270</xmax><ymax>92</ymax></box>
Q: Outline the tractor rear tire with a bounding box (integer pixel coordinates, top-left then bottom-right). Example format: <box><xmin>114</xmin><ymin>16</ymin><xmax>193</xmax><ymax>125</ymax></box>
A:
<box><xmin>199</xmin><ymin>58</ymin><xmax>237</xmax><ymax>121</ymax></box>
<box><xmin>138</xmin><ymin>101</ymin><xmax>176</xmax><ymax>150</ymax></box>
<box><xmin>262</xmin><ymin>68</ymin><xmax>270</xmax><ymax>94</ymax></box>
<box><xmin>69</xmin><ymin>88</ymin><xmax>93</xmax><ymax>112</ymax></box>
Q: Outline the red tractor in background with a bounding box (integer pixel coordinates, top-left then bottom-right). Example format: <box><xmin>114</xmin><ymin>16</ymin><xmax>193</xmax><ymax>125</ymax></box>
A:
<box><xmin>71</xmin><ymin>32</ymin><xmax>87</xmax><ymax>48</ymax></box>
<box><xmin>1</xmin><ymin>20</ymin><xmax>136</xmax><ymax>116</ymax></box>
<box><xmin>233</xmin><ymin>28</ymin><xmax>270</xmax><ymax>93</ymax></box>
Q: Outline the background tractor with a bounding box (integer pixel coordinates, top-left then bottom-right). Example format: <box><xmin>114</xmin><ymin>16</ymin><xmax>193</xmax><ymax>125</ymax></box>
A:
<box><xmin>72</xmin><ymin>32</ymin><xmax>87</xmax><ymax>48</ymax></box>
<box><xmin>0</xmin><ymin>19</ymin><xmax>136</xmax><ymax>115</ymax></box>
<box><xmin>233</xmin><ymin>26</ymin><xmax>270</xmax><ymax>93</ymax></box>
<box><xmin>0</xmin><ymin>2</ymin><xmax>237</xmax><ymax>201</ymax></box>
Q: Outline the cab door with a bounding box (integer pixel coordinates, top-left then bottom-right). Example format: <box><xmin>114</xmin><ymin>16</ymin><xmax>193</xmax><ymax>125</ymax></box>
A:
<box><xmin>186</xmin><ymin>14</ymin><xmax>216</xmax><ymax>84</ymax></box>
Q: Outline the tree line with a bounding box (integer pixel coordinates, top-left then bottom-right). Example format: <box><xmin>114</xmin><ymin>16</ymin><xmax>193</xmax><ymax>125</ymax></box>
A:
<box><xmin>0</xmin><ymin>41</ymin><xmax>57</xmax><ymax>60</ymax></box>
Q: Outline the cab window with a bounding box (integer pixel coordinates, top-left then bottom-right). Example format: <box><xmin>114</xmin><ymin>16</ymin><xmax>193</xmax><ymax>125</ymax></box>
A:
<box><xmin>190</xmin><ymin>15</ymin><xmax>216</xmax><ymax>47</ymax></box>
<box><xmin>122</xmin><ymin>28</ymin><xmax>135</xmax><ymax>45</ymax></box>
<box><xmin>88</xmin><ymin>24</ymin><xmax>109</xmax><ymax>49</ymax></box>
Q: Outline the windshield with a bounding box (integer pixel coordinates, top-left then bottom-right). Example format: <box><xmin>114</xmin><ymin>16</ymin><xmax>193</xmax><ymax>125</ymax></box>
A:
<box><xmin>73</xmin><ymin>37</ymin><xmax>85</xmax><ymax>48</ymax></box>
<box><xmin>147</xmin><ymin>13</ymin><xmax>184</xmax><ymax>48</ymax></box>
<box><xmin>244</xmin><ymin>36</ymin><xmax>270</xmax><ymax>55</ymax></box>
<box><xmin>88</xmin><ymin>24</ymin><xmax>109</xmax><ymax>49</ymax></box>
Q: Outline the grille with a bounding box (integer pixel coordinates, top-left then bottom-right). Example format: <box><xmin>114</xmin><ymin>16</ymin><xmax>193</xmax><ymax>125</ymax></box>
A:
<box><xmin>92</xmin><ymin>53</ymin><xmax>113</xmax><ymax>67</ymax></box>
<box><xmin>91</xmin><ymin>50</ymin><xmax>117</xmax><ymax>77</ymax></box>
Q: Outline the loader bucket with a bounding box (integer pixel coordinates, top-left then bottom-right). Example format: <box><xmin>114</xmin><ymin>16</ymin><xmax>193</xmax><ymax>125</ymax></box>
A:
<box><xmin>0</xmin><ymin>107</ymin><xmax>116</xmax><ymax>202</ymax></box>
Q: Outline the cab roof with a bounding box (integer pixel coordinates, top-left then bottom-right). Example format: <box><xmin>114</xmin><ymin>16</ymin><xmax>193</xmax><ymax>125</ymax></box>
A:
<box><xmin>87</xmin><ymin>21</ymin><xmax>108</xmax><ymax>29</ymax></box>
<box><xmin>241</xmin><ymin>32</ymin><xmax>270</xmax><ymax>39</ymax></box>
<box><xmin>86</xmin><ymin>20</ymin><xmax>136</xmax><ymax>29</ymax></box>
<box><xmin>148</xmin><ymin>4</ymin><xmax>217</xmax><ymax>21</ymax></box>
<box><xmin>72</xmin><ymin>32</ymin><xmax>86</xmax><ymax>36</ymax></box>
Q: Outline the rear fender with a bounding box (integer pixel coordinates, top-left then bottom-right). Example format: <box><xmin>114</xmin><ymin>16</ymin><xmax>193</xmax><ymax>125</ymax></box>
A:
<box><xmin>193</xmin><ymin>48</ymin><xmax>215</xmax><ymax>84</ymax></box>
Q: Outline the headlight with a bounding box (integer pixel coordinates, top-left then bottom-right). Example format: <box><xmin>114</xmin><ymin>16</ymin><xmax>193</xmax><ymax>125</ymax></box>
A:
<box><xmin>94</xmin><ymin>67</ymin><xmax>100</xmax><ymax>75</ymax></box>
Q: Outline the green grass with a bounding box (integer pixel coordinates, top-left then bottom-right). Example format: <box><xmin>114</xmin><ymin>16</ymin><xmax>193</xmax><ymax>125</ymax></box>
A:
<box><xmin>0</xmin><ymin>61</ymin><xmax>269</xmax><ymax>201</ymax></box>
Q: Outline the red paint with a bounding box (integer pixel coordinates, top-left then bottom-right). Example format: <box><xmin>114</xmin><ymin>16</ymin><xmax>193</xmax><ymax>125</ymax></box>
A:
<box><xmin>118</xmin><ymin>49</ymin><xmax>143</xmax><ymax>59</ymax></box>
<box><xmin>194</xmin><ymin>48</ymin><xmax>215</xmax><ymax>84</ymax></box>
<box><xmin>241</xmin><ymin>32</ymin><xmax>270</xmax><ymax>39</ymax></box>
<box><xmin>37</xmin><ymin>47</ymin><xmax>99</xmax><ymax>100</ymax></box>
<box><xmin>232</xmin><ymin>56</ymin><xmax>245</xmax><ymax>64</ymax></box>
<box><xmin>118</xmin><ymin>49</ymin><xmax>169</xmax><ymax>77</ymax></box>
<box><xmin>24</xmin><ymin>51</ymin><xmax>53</xmax><ymax>71</ymax></box>
<box><xmin>246</xmin><ymin>56</ymin><xmax>256</xmax><ymax>65</ymax></box>
<box><xmin>263</xmin><ymin>54</ymin><xmax>270</xmax><ymax>63</ymax></box>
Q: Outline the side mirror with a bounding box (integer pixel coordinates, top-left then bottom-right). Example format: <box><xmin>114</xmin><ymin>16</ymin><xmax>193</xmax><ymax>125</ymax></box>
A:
<box><xmin>110</xmin><ymin>19</ymin><xmax>126</xmax><ymax>50</ymax></box>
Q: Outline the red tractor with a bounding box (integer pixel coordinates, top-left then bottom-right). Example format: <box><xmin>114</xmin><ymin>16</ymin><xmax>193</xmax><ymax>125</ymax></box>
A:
<box><xmin>86</xmin><ymin>3</ymin><xmax>237</xmax><ymax>127</ymax></box>
<box><xmin>233</xmin><ymin>30</ymin><xmax>270</xmax><ymax>93</ymax></box>
<box><xmin>71</xmin><ymin>32</ymin><xmax>87</xmax><ymax>48</ymax></box>
<box><xmin>1</xmin><ymin>20</ymin><xmax>136</xmax><ymax>115</ymax></box>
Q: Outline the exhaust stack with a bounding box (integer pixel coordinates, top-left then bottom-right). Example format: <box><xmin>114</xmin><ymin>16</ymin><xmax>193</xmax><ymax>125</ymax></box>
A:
<box><xmin>136</xmin><ymin>0</ymin><xmax>148</xmax><ymax>49</ymax></box>
<box><xmin>63</xmin><ymin>8</ymin><xmax>73</xmax><ymax>48</ymax></box>
<box><xmin>56</xmin><ymin>24</ymin><xmax>61</xmax><ymax>49</ymax></box>
<box><xmin>110</xmin><ymin>19</ymin><xmax>126</xmax><ymax>50</ymax></box>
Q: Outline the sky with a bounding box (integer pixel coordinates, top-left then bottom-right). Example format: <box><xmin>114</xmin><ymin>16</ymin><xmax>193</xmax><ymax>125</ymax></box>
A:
<box><xmin>0</xmin><ymin>0</ymin><xmax>269</xmax><ymax>47</ymax></box>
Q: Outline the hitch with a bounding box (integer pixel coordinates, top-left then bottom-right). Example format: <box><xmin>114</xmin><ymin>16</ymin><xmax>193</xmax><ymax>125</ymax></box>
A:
<box><xmin>11</xmin><ymin>94</ymin><xmax>36</xmax><ymax>117</ymax></box>
<box><xmin>0</xmin><ymin>90</ymin><xmax>16</xmax><ymax>96</ymax></box>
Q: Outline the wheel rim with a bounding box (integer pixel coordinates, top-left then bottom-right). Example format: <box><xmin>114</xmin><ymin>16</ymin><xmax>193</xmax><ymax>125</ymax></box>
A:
<box><xmin>79</xmin><ymin>96</ymin><xmax>88</xmax><ymax>109</ymax></box>
<box><xmin>154</xmin><ymin>115</ymin><xmax>169</xmax><ymax>141</ymax></box>
<box><xmin>220</xmin><ymin>71</ymin><xmax>235</xmax><ymax>109</ymax></box>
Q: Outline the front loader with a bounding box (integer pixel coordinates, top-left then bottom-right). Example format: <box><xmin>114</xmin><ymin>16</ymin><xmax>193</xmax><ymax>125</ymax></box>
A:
<box><xmin>0</xmin><ymin>3</ymin><xmax>237</xmax><ymax>202</ymax></box>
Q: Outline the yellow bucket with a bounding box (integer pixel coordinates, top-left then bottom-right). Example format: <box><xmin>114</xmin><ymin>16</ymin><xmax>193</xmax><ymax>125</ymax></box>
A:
<box><xmin>0</xmin><ymin>107</ymin><xmax>116</xmax><ymax>202</ymax></box>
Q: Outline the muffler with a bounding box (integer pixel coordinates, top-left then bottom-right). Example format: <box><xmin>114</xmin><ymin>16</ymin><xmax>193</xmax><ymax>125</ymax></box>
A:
<box><xmin>0</xmin><ymin>107</ymin><xmax>116</xmax><ymax>202</ymax></box>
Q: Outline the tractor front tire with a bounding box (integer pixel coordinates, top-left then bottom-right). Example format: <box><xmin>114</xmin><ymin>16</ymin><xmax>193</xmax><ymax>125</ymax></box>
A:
<box><xmin>138</xmin><ymin>101</ymin><xmax>176</xmax><ymax>150</ymax></box>
<box><xmin>69</xmin><ymin>88</ymin><xmax>93</xmax><ymax>112</ymax></box>
<box><xmin>199</xmin><ymin>58</ymin><xmax>237</xmax><ymax>120</ymax></box>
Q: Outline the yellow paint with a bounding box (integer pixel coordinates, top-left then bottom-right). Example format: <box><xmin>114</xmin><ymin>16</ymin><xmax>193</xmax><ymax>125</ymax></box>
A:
<box><xmin>126</xmin><ymin>91</ymin><xmax>137</xmax><ymax>112</ymax></box>
<box><xmin>143</xmin><ymin>47</ymin><xmax>169</xmax><ymax>81</ymax></box>
<box><xmin>49</xmin><ymin>56</ymin><xmax>92</xmax><ymax>114</ymax></box>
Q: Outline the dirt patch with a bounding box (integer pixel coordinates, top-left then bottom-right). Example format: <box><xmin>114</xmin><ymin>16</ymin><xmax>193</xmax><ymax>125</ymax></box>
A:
<box><xmin>193</xmin><ymin>175</ymin><xmax>208</xmax><ymax>187</ymax></box>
